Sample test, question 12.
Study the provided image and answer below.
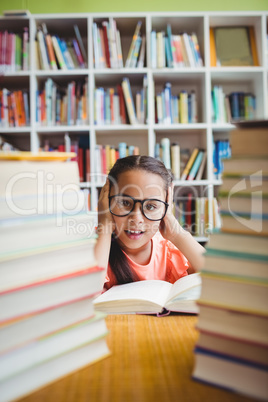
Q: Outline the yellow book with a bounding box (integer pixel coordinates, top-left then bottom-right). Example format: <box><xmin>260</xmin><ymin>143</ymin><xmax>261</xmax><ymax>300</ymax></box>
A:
<box><xmin>180</xmin><ymin>148</ymin><xmax>199</xmax><ymax>180</ymax></box>
<box><xmin>209</xmin><ymin>28</ymin><xmax>217</xmax><ymax>67</ymax></box>
<box><xmin>249</xmin><ymin>26</ymin><xmax>259</xmax><ymax>66</ymax></box>
<box><xmin>109</xmin><ymin>146</ymin><xmax>116</xmax><ymax>170</ymax></box>
<box><xmin>179</xmin><ymin>91</ymin><xmax>188</xmax><ymax>124</ymax></box>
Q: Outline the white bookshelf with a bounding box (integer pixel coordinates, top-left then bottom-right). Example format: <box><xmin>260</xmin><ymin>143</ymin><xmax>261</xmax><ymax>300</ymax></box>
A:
<box><xmin>1</xmin><ymin>11</ymin><xmax>267</xmax><ymax>240</ymax></box>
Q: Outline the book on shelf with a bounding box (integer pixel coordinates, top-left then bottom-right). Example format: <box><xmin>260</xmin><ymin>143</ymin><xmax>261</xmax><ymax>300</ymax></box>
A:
<box><xmin>155</xmin><ymin>84</ymin><xmax>198</xmax><ymax>125</ymax></box>
<box><xmin>73</xmin><ymin>24</ymin><xmax>87</xmax><ymax>65</ymax></box>
<box><xmin>0</xmin><ymin>88</ymin><xmax>30</xmax><ymax>128</ymax></box>
<box><xmin>187</xmin><ymin>150</ymin><xmax>205</xmax><ymax>181</ymax></box>
<box><xmin>36</xmin><ymin>77</ymin><xmax>88</xmax><ymax>126</ymax></box>
<box><xmin>151</xmin><ymin>27</ymin><xmax>203</xmax><ymax>68</ymax></box>
<box><xmin>213</xmin><ymin>140</ymin><xmax>231</xmax><ymax>179</ymax></box>
<box><xmin>36</xmin><ymin>24</ymin><xmax>86</xmax><ymax>71</ymax></box>
<box><xmin>195</xmin><ymin>151</ymin><xmax>207</xmax><ymax>181</ymax></box>
<box><xmin>125</xmin><ymin>20</ymin><xmax>142</xmax><ymax>68</ymax></box>
<box><xmin>211</xmin><ymin>87</ymin><xmax>256</xmax><ymax>123</ymax></box>
<box><xmin>193</xmin><ymin>119</ymin><xmax>268</xmax><ymax>401</ymax></box>
<box><xmin>170</xmin><ymin>142</ymin><xmax>180</xmax><ymax>180</ymax></box>
<box><xmin>180</xmin><ymin>147</ymin><xmax>199</xmax><ymax>180</ymax></box>
<box><xmin>93</xmin><ymin>272</ymin><xmax>201</xmax><ymax>315</ymax></box>
<box><xmin>153</xmin><ymin>143</ymin><xmax>206</xmax><ymax>182</ymax></box>
<box><xmin>0</xmin><ymin>155</ymin><xmax>109</xmax><ymax>400</ymax></box>
<box><xmin>211</xmin><ymin>26</ymin><xmax>259</xmax><ymax>67</ymax></box>
<box><xmin>174</xmin><ymin>196</ymin><xmax>221</xmax><ymax>237</ymax></box>
<box><xmin>0</xmin><ymin>28</ymin><xmax>30</xmax><ymax>73</ymax></box>
<box><xmin>93</xmin><ymin>18</ymin><xmax>123</xmax><ymax>69</ymax></box>
<box><xmin>121</xmin><ymin>77</ymin><xmax>138</xmax><ymax>125</ymax></box>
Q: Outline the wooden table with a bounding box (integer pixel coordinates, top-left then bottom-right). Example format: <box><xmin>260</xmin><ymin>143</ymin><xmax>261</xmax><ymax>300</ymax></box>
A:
<box><xmin>19</xmin><ymin>314</ymin><xmax>257</xmax><ymax>402</ymax></box>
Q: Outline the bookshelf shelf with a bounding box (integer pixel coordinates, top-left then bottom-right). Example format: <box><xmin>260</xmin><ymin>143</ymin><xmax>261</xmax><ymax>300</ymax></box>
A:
<box><xmin>0</xmin><ymin>10</ymin><xmax>267</xmax><ymax>236</ymax></box>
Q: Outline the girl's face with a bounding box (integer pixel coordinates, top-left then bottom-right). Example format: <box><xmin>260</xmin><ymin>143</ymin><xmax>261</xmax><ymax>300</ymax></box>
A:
<box><xmin>109</xmin><ymin>169</ymin><xmax>167</xmax><ymax>252</ymax></box>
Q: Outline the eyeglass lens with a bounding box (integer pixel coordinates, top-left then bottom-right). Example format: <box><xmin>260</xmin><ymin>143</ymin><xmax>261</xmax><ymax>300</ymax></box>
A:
<box><xmin>110</xmin><ymin>196</ymin><xmax>166</xmax><ymax>220</ymax></box>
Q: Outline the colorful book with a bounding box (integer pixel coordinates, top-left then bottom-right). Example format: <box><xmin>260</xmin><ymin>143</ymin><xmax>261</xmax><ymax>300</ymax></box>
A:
<box><xmin>180</xmin><ymin>148</ymin><xmax>199</xmax><ymax>180</ymax></box>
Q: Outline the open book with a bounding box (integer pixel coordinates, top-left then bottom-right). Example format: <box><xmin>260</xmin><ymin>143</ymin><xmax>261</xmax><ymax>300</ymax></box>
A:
<box><xmin>93</xmin><ymin>273</ymin><xmax>201</xmax><ymax>315</ymax></box>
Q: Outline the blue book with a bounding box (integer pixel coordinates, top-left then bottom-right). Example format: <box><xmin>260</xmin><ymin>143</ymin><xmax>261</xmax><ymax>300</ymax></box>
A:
<box><xmin>165</xmin><ymin>36</ymin><xmax>173</xmax><ymax>68</ymax></box>
<box><xmin>230</xmin><ymin>92</ymin><xmax>240</xmax><ymax>120</ymax></box>
<box><xmin>118</xmin><ymin>142</ymin><xmax>127</xmax><ymax>158</ymax></box>
<box><xmin>166</xmin><ymin>24</ymin><xmax>174</xmax><ymax>67</ymax></box>
<box><xmin>164</xmin><ymin>82</ymin><xmax>172</xmax><ymax>124</ymax></box>
<box><xmin>187</xmin><ymin>150</ymin><xmax>204</xmax><ymax>180</ymax></box>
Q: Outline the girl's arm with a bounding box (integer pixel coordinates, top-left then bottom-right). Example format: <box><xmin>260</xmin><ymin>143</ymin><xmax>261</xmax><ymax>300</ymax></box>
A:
<box><xmin>159</xmin><ymin>186</ymin><xmax>205</xmax><ymax>272</ymax></box>
<box><xmin>94</xmin><ymin>179</ymin><xmax>114</xmax><ymax>270</ymax></box>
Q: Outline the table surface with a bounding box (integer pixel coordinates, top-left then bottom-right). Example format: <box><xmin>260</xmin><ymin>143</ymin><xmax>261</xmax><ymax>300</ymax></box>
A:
<box><xmin>19</xmin><ymin>314</ymin><xmax>258</xmax><ymax>402</ymax></box>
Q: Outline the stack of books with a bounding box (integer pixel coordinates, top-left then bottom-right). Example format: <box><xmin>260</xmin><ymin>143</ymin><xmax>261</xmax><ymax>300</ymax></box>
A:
<box><xmin>0</xmin><ymin>153</ymin><xmax>110</xmax><ymax>401</ymax></box>
<box><xmin>193</xmin><ymin>121</ymin><xmax>268</xmax><ymax>400</ymax></box>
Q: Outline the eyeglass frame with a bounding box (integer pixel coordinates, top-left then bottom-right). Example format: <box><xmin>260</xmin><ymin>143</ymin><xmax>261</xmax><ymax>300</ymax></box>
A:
<box><xmin>108</xmin><ymin>194</ymin><xmax>169</xmax><ymax>221</ymax></box>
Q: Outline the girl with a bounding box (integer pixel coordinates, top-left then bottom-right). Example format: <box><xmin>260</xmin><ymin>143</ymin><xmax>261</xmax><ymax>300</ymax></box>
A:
<box><xmin>94</xmin><ymin>155</ymin><xmax>205</xmax><ymax>290</ymax></box>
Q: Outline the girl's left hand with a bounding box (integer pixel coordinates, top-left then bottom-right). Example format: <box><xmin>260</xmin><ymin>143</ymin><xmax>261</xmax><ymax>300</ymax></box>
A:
<box><xmin>159</xmin><ymin>184</ymin><xmax>181</xmax><ymax>241</ymax></box>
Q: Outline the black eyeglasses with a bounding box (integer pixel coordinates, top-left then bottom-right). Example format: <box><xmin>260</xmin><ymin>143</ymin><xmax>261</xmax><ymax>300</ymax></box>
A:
<box><xmin>109</xmin><ymin>195</ymin><xmax>169</xmax><ymax>221</ymax></box>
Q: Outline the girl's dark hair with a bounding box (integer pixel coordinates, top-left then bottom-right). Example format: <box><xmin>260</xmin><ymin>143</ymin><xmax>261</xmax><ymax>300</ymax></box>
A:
<box><xmin>108</xmin><ymin>155</ymin><xmax>173</xmax><ymax>285</ymax></box>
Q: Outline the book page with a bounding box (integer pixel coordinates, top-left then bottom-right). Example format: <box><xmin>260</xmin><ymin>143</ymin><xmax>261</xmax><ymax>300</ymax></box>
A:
<box><xmin>94</xmin><ymin>280</ymin><xmax>172</xmax><ymax>307</ymax></box>
<box><xmin>166</xmin><ymin>273</ymin><xmax>202</xmax><ymax>303</ymax></box>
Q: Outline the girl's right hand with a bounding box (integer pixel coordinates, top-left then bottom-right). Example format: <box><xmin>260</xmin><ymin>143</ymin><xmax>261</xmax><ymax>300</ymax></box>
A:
<box><xmin>97</xmin><ymin>178</ymin><xmax>114</xmax><ymax>235</ymax></box>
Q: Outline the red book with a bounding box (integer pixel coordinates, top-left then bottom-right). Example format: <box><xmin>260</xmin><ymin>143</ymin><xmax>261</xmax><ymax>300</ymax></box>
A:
<box><xmin>0</xmin><ymin>32</ymin><xmax>2</xmax><ymax>66</ymax></box>
<box><xmin>101</xmin><ymin>145</ymin><xmax>107</xmax><ymax>175</ymax></box>
<box><xmin>117</xmin><ymin>84</ymin><xmax>126</xmax><ymax>124</ymax></box>
<box><xmin>10</xmin><ymin>92</ymin><xmax>19</xmax><ymax>127</ymax></box>
<box><xmin>2</xmin><ymin>31</ymin><xmax>8</xmax><ymax>67</ymax></box>
<box><xmin>57</xmin><ymin>144</ymin><xmax>65</xmax><ymax>152</ymax></box>
<box><xmin>78</xmin><ymin>147</ymin><xmax>84</xmax><ymax>182</ymax></box>
<box><xmin>85</xmin><ymin>148</ymin><xmax>91</xmax><ymax>182</ymax></box>
<box><xmin>72</xmin><ymin>39</ymin><xmax>85</xmax><ymax>68</ymax></box>
<box><xmin>102</xmin><ymin>22</ymin><xmax>111</xmax><ymax>68</ymax></box>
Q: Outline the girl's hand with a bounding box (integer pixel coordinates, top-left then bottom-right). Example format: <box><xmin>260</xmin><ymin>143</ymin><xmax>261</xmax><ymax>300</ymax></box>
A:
<box><xmin>159</xmin><ymin>184</ymin><xmax>182</xmax><ymax>241</ymax></box>
<box><xmin>97</xmin><ymin>178</ymin><xmax>114</xmax><ymax>235</ymax></box>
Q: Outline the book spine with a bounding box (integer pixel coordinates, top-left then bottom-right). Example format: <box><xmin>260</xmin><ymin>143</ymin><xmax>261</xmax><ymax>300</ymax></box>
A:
<box><xmin>161</xmin><ymin>137</ymin><xmax>171</xmax><ymax>169</ymax></box>
<box><xmin>121</xmin><ymin>78</ymin><xmax>137</xmax><ymax>125</ymax></box>
<box><xmin>187</xmin><ymin>150</ymin><xmax>204</xmax><ymax>181</ymax></box>
<box><xmin>181</xmin><ymin>148</ymin><xmax>199</xmax><ymax>180</ymax></box>
<box><xmin>125</xmin><ymin>20</ymin><xmax>142</xmax><ymax>68</ymax></box>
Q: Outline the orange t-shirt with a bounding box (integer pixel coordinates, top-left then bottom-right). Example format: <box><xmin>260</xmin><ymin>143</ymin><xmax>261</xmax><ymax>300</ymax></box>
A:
<box><xmin>104</xmin><ymin>232</ymin><xmax>189</xmax><ymax>291</ymax></box>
